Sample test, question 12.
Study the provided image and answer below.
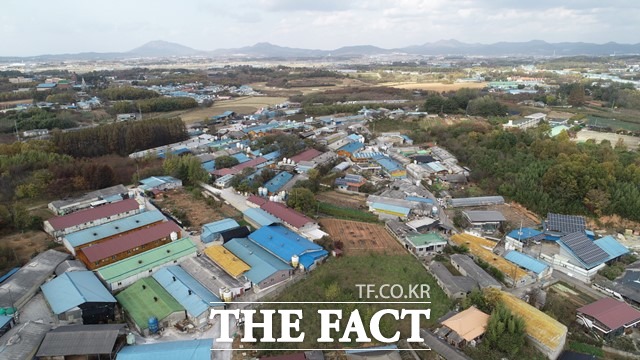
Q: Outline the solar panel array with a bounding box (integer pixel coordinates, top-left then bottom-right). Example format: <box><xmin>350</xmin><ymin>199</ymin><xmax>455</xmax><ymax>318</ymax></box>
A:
<box><xmin>547</xmin><ymin>213</ymin><xmax>586</xmax><ymax>234</ymax></box>
<box><xmin>561</xmin><ymin>232</ymin><xmax>608</xmax><ymax>267</ymax></box>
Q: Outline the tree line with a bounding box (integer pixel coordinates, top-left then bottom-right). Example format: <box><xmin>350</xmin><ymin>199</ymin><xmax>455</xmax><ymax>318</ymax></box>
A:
<box><xmin>429</xmin><ymin>121</ymin><xmax>640</xmax><ymax>222</ymax></box>
<box><xmin>52</xmin><ymin>117</ymin><xmax>188</xmax><ymax>157</ymax></box>
<box><xmin>110</xmin><ymin>97</ymin><xmax>198</xmax><ymax>114</ymax></box>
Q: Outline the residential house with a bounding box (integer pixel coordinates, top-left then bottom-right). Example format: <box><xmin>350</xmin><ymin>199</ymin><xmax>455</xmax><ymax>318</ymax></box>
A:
<box><xmin>405</xmin><ymin>233</ymin><xmax>447</xmax><ymax>256</ymax></box>
<box><xmin>334</xmin><ymin>174</ymin><xmax>367</xmax><ymax>192</ymax></box>
<box><xmin>41</xmin><ymin>271</ymin><xmax>116</xmax><ymax>324</ymax></box>
<box><xmin>577</xmin><ymin>298</ymin><xmax>640</xmax><ymax>338</ymax></box>
<box><xmin>440</xmin><ymin>307</ymin><xmax>490</xmax><ymax>348</ymax></box>
<box><xmin>116</xmin><ymin>277</ymin><xmax>186</xmax><ymax>336</ymax></box>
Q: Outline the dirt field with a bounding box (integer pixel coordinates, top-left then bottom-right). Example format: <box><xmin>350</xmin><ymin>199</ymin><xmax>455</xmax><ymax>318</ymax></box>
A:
<box><xmin>0</xmin><ymin>231</ymin><xmax>61</xmax><ymax>273</ymax></box>
<box><xmin>152</xmin><ymin>189</ymin><xmax>241</xmax><ymax>229</ymax></box>
<box><xmin>175</xmin><ymin>96</ymin><xmax>288</xmax><ymax>124</ymax></box>
<box><xmin>550</xmin><ymin>282</ymin><xmax>597</xmax><ymax>308</ymax></box>
<box><xmin>446</xmin><ymin>202</ymin><xmax>541</xmax><ymax>230</ymax></box>
<box><xmin>0</xmin><ymin>99</ymin><xmax>31</xmax><ymax>109</ymax></box>
<box><xmin>378</xmin><ymin>82</ymin><xmax>488</xmax><ymax>92</ymax></box>
<box><xmin>319</xmin><ymin>219</ymin><xmax>406</xmax><ymax>255</ymax></box>
<box><xmin>316</xmin><ymin>190</ymin><xmax>366</xmax><ymax>210</ymax></box>
<box><xmin>574</xmin><ymin>129</ymin><xmax>640</xmax><ymax>150</ymax></box>
<box><xmin>250</xmin><ymin>78</ymin><xmax>371</xmax><ymax>96</ymax></box>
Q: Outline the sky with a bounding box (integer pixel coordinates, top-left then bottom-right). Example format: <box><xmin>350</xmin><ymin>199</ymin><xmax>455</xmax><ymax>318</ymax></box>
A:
<box><xmin>2</xmin><ymin>0</ymin><xmax>640</xmax><ymax>56</ymax></box>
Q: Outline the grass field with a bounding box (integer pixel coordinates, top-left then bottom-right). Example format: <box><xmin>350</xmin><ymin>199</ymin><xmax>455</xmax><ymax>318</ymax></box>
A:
<box><xmin>317</xmin><ymin>202</ymin><xmax>379</xmax><ymax>223</ymax></box>
<box><xmin>172</xmin><ymin>96</ymin><xmax>288</xmax><ymax>124</ymax></box>
<box><xmin>246</xmin><ymin>254</ymin><xmax>451</xmax><ymax>353</ymax></box>
<box><xmin>316</xmin><ymin>191</ymin><xmax>366</xmax><ymax>210</ymax></box>
<box><xmin>378</xmin><ymin>82</ymin><xmax>487</xmax><ymax>92</ymax></box>
<box><xmin>574</xmin><ymin>129</ymin><xmax>640</xmax><ymax>150</ymax></box>
<box><xmin>319</xmin><ymin>219</ymin><xmax>406</xmax><ymax>255</ymax></box>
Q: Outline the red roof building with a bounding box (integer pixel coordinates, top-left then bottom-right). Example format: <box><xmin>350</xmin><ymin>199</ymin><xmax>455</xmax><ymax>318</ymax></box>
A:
<box><xmin>290</xmin><ymin>149</ymin><xmax>322</xmax><ymax>163</ymax></box>
<box><xmin>44</xmin><ymin>199</ymin><xmax>141</xmax><ymax>238</ymax></box>
<box><xmin>212</xmin><ymin>157</ymin><xmax>267</xmax><ymax>176</ymax></box>
<box><xmin>260</xmin><ymin>201</ymin><xmax>314</xmax><ymax>230</ymax></box>
<box><xmin>247</xmin><ymin>195</ymin><xmax>268</xmax><ymax>208</ymax></box>
<box><xmin>78</xmin><ymin>220</ymin><xmax>181</xmax><ymax>269</ymax></box>
<box><xmin>577</xmin><ymin>297</ymin><xmax>640</xmax><ymax>337</ymax></box>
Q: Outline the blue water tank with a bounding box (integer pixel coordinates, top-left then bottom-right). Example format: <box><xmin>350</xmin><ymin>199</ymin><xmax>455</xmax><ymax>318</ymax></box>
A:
<box><xmin>148</xmin><ymin>317</ymin><xmax>159</xmax><ymax>334</ymax></box>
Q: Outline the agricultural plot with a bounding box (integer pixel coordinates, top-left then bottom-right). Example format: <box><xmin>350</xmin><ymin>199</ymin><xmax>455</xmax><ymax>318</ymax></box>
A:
<box><xmin>379</xmin><ymin>81</ymin><xmax>488</xmax><ymax>92</ymax></box>
<box><xmin>178</xmin><ymin>96</ymin><xmax>288</xmax><ymax>124</ymax></box>
<box><xmin>316</xmin><ymin>190</ymin><xmax>366</xmax><ymax>210</ymax></box>
<box><xmin>152</xmin><ymin>189</ymin><xmax>241</xmax><ymax>229</ymax></box>
<box><xmin>574</xmin><ymin>129</ymin><xmax>640</xmax><ymax>150</ymax></box>
<box><xmin>319</xmin><ymin>218</ymin><xmax>406</xmax><ymax>255</ymax></box>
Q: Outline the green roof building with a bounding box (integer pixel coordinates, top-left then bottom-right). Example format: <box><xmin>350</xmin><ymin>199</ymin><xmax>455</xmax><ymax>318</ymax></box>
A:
<box><xmin>116</xmin><ymin>277</ymin><xmax>185</xmax><ymax>335</ymax></box>
<box><xmin>97</xmin><ymin>237</ymin><xmax>197</xmax><ymax>291</ymax></box>
<box><xmin>406</xmin><ymin>233</ymin><xmax>448</xmax><ymax>256</ymax></box>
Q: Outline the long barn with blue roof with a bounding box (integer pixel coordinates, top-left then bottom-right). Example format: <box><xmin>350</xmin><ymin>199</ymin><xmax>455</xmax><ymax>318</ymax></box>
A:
<box><xmin>223</xmin><ymin>238</ymin><xmax>292</xmax><ymax>290</ymax></box>
<box><xmin>247</xmin><ymin>224</ymin><xmax>328</xmax><ymax>270</ymax></box>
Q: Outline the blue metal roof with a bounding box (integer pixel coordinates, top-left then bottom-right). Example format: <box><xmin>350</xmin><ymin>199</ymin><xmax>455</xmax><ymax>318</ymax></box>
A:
<box><xmin>41</xmin><ymin>271</ymin><xmax>116</xmax><ymax>314</ymax></box>
<box><xmin>37</xmin><ymin>83</ymin><xmax>57</xmax><ymax>88</ymax></box>
<box><xmin>405</xmin><ymin>196</ymin><xmax>434</xmax><ymax>204</ymax></box>
<box><xmin>425</xmin><ymin>162</ymin><xmax>447</xmax><ymax>172</ymax></box>
<box><xmin>201</xmin><ymin>160</ymin><xmax>215</xmax><ymax>172</ymax></box>
<box><xmin>504</xmin><ymin>251</ymin><xmax>548</xmax><ymax>275</ymax></box>
<box><xmin>594</xmin><ymin>236</ymin><xmax>630</xmax><ymax>261</ymax></box>
<box><xmin>242</xmin><ymin>122</ymin><xmax>280</xmax><ymax>134</ymax></box>
<box><xmin>202</xmin><ymin>219</ymin><xmax>240</xmax><ymax>243</ymax></box>
<box><xmin>347</xmin><ymin>134</ymin><xmax>363</xmax><ymax>141</ymax></box>
<box><xmin>65</xmin><ymin>211</ymin><xmax>166</xmax><ymax>248</ymax></box>
<box><xmin>139</xmin><ymin>176</ymin><xmax>181</xmax><ymax>190</ymax></box>
<box><xmin>507</xmin><ymin>228</ymin><xmax>543</xmax><ymax>241</ymax></box>
<box><xmin>264</xmin><ymin>172</ymin><xmax>294</xmax><ymax>194</ymax></box>
<box><xmin>0</xmin><ymin>268</ymin><xmax>19</xmax><ymax>284</ymax></box>
<box><xmin>353</xmin><ymin>152</ymin><xmax>385</xmax><ymax>159</ymax></box>
<box><xmin>232</xmin><ymin>153</ymin><xmax>251</xmax><ymax>164</ymax></box>
<box><xmin>152</xmin><ymin>266</ymin><xmax>223</xmax><ymax>317</ymax></box>
<box><xmin>376</xmin><ymin>157</ymin><xmax>403</xmax><ymax>172</ymax></box>
<box><xmin>243</xmin><ymin>208</ymin><xmax>280</xmax><ymax>228</ymax></box>
<box><xmin>0</xmin><ymin>315</ymin><xmax>13</xmax><ymax>329</ymax></box>
<box><xmin>247</xmin><ymin>225</ymin><xmax>328</xmax><ymax>268</ymax></box>
<box><xmin>223</xmin><ymin>238</ymin><xmax>291</xmax><ymax>284</ymax></box>
<box><xmin>117</xmin><ymin>339</ymin><xmax>213</xmax><ymax>360</ymax></box>
<box><xmin>102</xmin><ymin>194</ymin><xmax>123</xmax><ymax>203</ymax></box>
<box><xmin>371</xmin><ymin>202</ymin><xmax>411</xmax><ymax>216</ymax></box>
<box><xmin>262</xmin><ymin>150</ymin><xmax>281</xmax><ymax>161</ymax></box>
<box><xmin>338</xmin><ymin>142</ymin><xmax>364</xmax><ymax>154</ymax></box>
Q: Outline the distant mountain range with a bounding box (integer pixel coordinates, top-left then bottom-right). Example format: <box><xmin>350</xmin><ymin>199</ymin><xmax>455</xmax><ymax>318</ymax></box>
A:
<box><xmin>3</xmin><ymin>39</ymin><xmax>640</xmax><ymax>61</ymax></box>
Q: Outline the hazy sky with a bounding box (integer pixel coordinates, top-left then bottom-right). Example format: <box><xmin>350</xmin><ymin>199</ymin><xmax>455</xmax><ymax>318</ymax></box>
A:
<box><xmin>2</xmin><ymin>0</ymin><xmax>639</xmax><ymax>56</ymax></box>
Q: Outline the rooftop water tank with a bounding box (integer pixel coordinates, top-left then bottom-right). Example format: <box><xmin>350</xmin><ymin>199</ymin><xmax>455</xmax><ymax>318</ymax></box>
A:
<box><xmin>170</xmin><ymin>231</ymin><xmax>178</xmax><ymax>241</ymax></box>
<box><xmin>126</xmin><ymin>332</ymin><xmax>136</xmax><ymax>345</ymax></box>
<box><xmin>291</xmin><ymin>255</ymin><xmax>299</xmax><ymax>268</ymax></box>
<box><xmin>148</xmin><ymin>317</ymin><xmax>159</xmax><ymax>334</ymax></box>
<box><xmin>222</xmin><ymin>289</ymin><xmax>233</xmax><ymax>303</ymax></box>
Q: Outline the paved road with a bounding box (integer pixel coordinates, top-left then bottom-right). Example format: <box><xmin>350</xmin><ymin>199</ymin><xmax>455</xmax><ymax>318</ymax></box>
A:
<box><xmin>214</xmin><ymin>186</ymin><xmax>250</xmax><ymax>212</ymax></box>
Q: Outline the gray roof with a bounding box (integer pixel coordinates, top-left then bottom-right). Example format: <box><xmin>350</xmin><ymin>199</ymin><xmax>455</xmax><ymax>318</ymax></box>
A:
<box><xmin>463</xmin><ymin>210</ymin><xmax>506</xmax><ymax>223</ymax></box>
<box><xmin>55</xmin><ymin>259</ymin><xmax>87</xmax><ymax>276</ymax></box>
<box><xmin>421</xmin><ymin>329</ymin><xmax>473</xmax><ymax>360</ymax></box>
<box><xmin>49</xmin><ymin>184</ymin><xmax>128</xmax><ymax>210</ymax></box>
<box><xmin>450</xmin><ymin>196</ymin><xmax>505</xmax><ymax>208</ymax></box>
<box><xmin>36</xmin><ymin>324</ymin><xmax>124</xmax><ymax>357</ymax></box>
<box><xmin>0</xmin><ymin>250</ymin><xmax>70</xmax><ymax>308</ymax></box>
<box><xmin>450</xmin><ymin>254</ymin><xmax>502</xmax><ymax>289</ymax></box>
<box><xmin>429</xmin><ymin>261</ymin><xmax>478</xmax><ymax>294</ymax></box>
<box><xmin>0</xmin><ymin>322</ymin><xmax>51</xmax><ymax>360</ymax></box>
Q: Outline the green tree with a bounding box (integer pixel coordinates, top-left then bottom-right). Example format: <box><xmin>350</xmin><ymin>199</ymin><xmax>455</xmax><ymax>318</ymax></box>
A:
<box><xmin>215</xmin><ymin>155</ymin><xmax>239</xmax><ymax>170</ymax></box>
<box><xmin>568</xmin><ymin>83</ymin><xmax>585</xmax><ymax>107</ymax></box>
<box><xmin>483</xmin><ymin>304</ymin><xmax>526</xmax><ymax>357</ymax></box>
<box><xmin>286</xmin><ymin>188</ymin><xmax>317</xmax><ymax>214</ymax></box>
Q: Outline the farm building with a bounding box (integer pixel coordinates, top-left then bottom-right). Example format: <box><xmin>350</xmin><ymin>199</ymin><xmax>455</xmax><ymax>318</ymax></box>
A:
<box><xmin>367</xmin><ymin>195</ymin><xmax>414</xmax><ymax>219</ymax></box>
<box><xmin>152</xmin><ymin>266</ymin><xmax>224</xmax><ymax>326</ymax></box>
<box><xmin>201</xmin><ymin>218</ymin><xmax>240</xmax><ymax>243</ymax></box>
<box><xmin>542</xmin><ymin>232</ymin><xmax>629</xmax><ymax>283</ymax></box>
<box><xmin>428</xmin><ymin>261</ymin><xmax>478</xmax><ymax>300</ymax></box>
<box><xmin>406</xmin><ymin>217</ymin><xmax>439</xmax><ymax>232</ymax></box>
<box><xmin>35</xmin><ymin>324</ymin><xmax>124</xmax><ymax>360</ymax></box>
<box><xmin>450</xmin><ymin>234</ymin><xmax>529</xmax><ymax>287</ymax></box>
<box><xmin>78</xmin><ymin>220</ymin><xmax>182</xmax><ymax>270</ymax></box>
<box><xmin>375</xmin><ymin>156</ymin><xmax>407</xmax><ymax>179</ymax></box>
<box><xmin>260</xmin><ymin>201</ymin><xmax>320</xmax><ymax>236</ymax></box>
<box><xmin>224</xmin><ymin>238</ymin><xmax>293</xmax><ymax>290</ymax></box>
<box><xmin>41</xmin><ymin>271</ymin><xmax>116</xmax><ymax>324</ymax></box>
<box><xmin>505</xmin><ymin>228</ymin><xmax>545</xmax><ymax>251</ymax></box>
<box><xmin>450</xmin><ymin>254</ymin><xmax>503</xmax><ymax>290</ymax></box>
<box><xmin>63</xmin><ymin>210</ymin><xmax>166</xmax><ymax>255</ymax></box>
<box><xmin>219</xmin><ymin>226</ymin><xmax>251</xmax><ymax>243</ymax></box>
<box><xmin>116</xmin><ymin>277</ymin><xmax>185</xmax><ymax>336</ymax></box>
<box><xmin>248</xmin><ymin>225</ymin><xmax>328</xmax><ymax>271</ymax></box>
<box><xmin>116</xmin><ymin>338</ymin><xmax>213</xmax><ymax>360</ymax></box>
<box><xmin>243</xmin><ymin>208</ymin><xmax>280</xmax><ymax>229</ymax></box>
<box><xmin>44</xmin><ymin>198</ymin><xmax>142</xmax><ymax>239</ymax></box>
<box><xmin>138</xmin><ymin>176</ymin><xmax>183</xmax><ymax>192</ymax></box>
<box><xmin>463</xmin><ymin>210</ymin><xmax>506</xmax><ymax>234</ymax></box>
<box><xmin>48</xmin><ymin>184</ymin><xmax>129</xmax><ymax>215</ymax></box>
<box><xmin>96</xmin><ymin>237</ymin><xmax>197</xmax><ymax>291</ymax></box>
<box><xmin>0</xmin><ymin>315</ymin><xmax>15</xmax><ymax>337</ymax></box>
<box><xmin>405</xmin><ymin>233</ymin><xmax>447</xmax><ymax>256</ymax></box>
<box><xmin>440</xmin><ymin>307</ymin><xmax>490</xmax><ymax>348</ymax></box>
<box><xmin>212</xmin><ymin>156</ymin><xmax>267</xmax><ymax>177</ymax></box>
<box><xmin>497</xmin><ymin>291</ymin><xmax>567</xmax><ymax>360</ymax></box>
<box><xmin>0</xmin><ymin>321</ymin><xmax>50</xmax><ymax>360</ymax></box>
<box><xmin>576</xmin><ymin>298</ymin><xmax>640</xmax><ymax>339</ymax></box>
<box><xmin>290</xmin><ymin>148</ymin><xmax>322</xmax><ymax>163</ymax></box>
<box><xmin>55</xmin><ymin>260</ymin><xmax>87</xmax><ymax>275</ymax></box>
<box><xmin>503</xmin><ymin>251</ymin><xmax>553</xmax><ymax>280</ymax></box>
<box><xmin>204</xmin><ymin>245</ymin><xmax>251</xmax><ymax>279</ymax></box>
<box><xmin>449</xmin><ymin>196</ymin><xmax>505</xmax><ymax>208</ymax></box>
<box><xmin>264</xmin><ymin>172</ymin><xmax>294</xmax><ymax>194</ymax></box>
<box><xmin>0</xmin><ymin>250</ymin><xmax>69</xmax><ymax>310</ymax></box>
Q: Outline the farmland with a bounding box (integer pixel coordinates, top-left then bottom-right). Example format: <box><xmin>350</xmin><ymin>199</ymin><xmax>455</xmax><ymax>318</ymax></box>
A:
<box><xmin>161</xmin><ymin>96</ymin><xmax>288</xmax><ymax>124</ymax></box>
<box><xmin>316</xmin><ymin>190</ymin><xmax>366</xmax><ymax>210</ymax></box>
<box><xmin>0</xmin><ymin>231</ymin><xmax>59</xmax><ymax>273</ymax></box>
<box><xmin>574</xmin><ymin>129</ymin><xmax>640</xmax><ymax>149</ymax></box>
<box><xmin>319</xmin><ymin>218</ymin><xmax>406</xmax><ymax>255</ymax></box>
<box><xmin>378</xmin><ymin>81</ymin><xmax>488</xmax><ymax>92</ymax></box>
<box><xmin>151</xmin><ymin>188</ymin><xmax>241</xmax><ymax>229</ymax></box>
<box><xmin>317</xmin><ymin>202</ymin><xmax>379</xmax><ymax>223</ymax></box>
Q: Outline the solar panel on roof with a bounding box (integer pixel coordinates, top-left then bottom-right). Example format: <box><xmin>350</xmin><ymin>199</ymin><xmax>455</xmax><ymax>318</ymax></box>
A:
<box><xmin>547</xmin><ymin>213</ymin><xmax>586</xmax><ymax>234</ymax></box>
<box><xmin>561</xmin><ymin>232</ymin><xmax>608</xmax><ymax>267</ymax></box>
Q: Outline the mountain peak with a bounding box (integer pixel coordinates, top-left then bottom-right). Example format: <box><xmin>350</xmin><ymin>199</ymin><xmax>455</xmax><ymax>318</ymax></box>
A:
<box><xmin>128</xmin><ymin>40</ymin><xmax>202</xmax><ymax>57</ymax></box>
